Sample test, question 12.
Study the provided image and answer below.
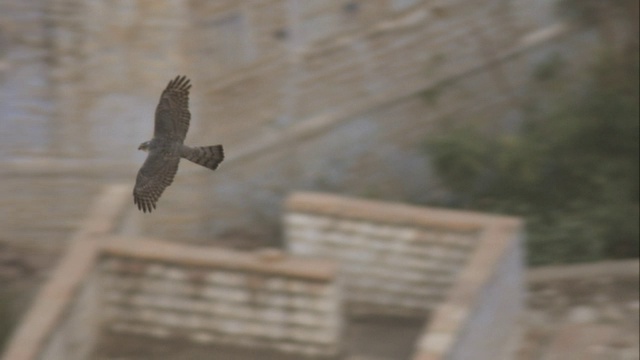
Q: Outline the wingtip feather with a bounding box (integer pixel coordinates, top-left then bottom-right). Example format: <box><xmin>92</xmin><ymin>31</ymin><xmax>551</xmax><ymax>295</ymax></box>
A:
<box><xmin>166</xmin><ymin>75</ymin><xmax>191</xmax><ymax>93</ymax></box>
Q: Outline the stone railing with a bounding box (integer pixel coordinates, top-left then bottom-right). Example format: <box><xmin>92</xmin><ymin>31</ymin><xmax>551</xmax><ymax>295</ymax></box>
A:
<box><xmin>2</xmin><ymin>187</ymin><xmax>524</xmax><ymax>360</ymax></box>
<box><xmin>285</xmin><ymin>192</ymin><xmax>524</xmax><ymax>360</ymax></box>
<box><xmin>1</xmin><ymin>185</ymin><xmax>342</xmax><ymax>360</ymax></box>
<box><xmin>99</xmin><ymin>237</ymin><xmax>342</xmax><ymax>357</ymax></box>
<box><xmin>421</xmin><ymin>222</ymin><xmax>524</xmax><ymax>360</ymax></box>
<box><xmin>0</xmin><ymin>185</ymin><xmax>130</xmax><ymax>360</ymax></box>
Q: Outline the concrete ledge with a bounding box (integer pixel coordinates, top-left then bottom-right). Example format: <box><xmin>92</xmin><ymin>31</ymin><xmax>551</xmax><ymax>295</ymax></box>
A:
<box><xmin>3</xmin><ymin>239</ymin><xmax>342</xmax><ymax>360</ymax></box>
<box><xmin>528</xmin><ymin>259</ymin><xmax>640</xmax><ymax>283</ymax></box>
<box><xmin>99</xmin><ymin>237</ymin><xmax>343</xmax><ymax>357</ymax></box>
<box><xmin>101</xmin><ymin>236</ymin><xmax>338</xmax><ymax>282</ymax></box>
<box><xmin>1</xmin><ymin>184</ymin><xmax>130</xmax><ymax>360</ymax></box>
<box><xmin>414</xmin><ymin>221</ymin><xmax>525</xmax><ymax>360</ymax></box>
<box><xmin>286</xmin><ymin>192</ymin><xmax>521</xmax><ymax>232</ymax></box>
<box><xmin>0</xmin><ymin>240</ymin><xmax>100</xmax><ymax>360</ymax></box>
<box><xmin>2</xmin><ymin>184</ymin><xmax>343</xmax><ymax>360</ymax></box>
<box><xmin>4</xmin><ymin>187</ymin><xmax>528</xmax><ymax>360</ymax></box>
<box><xmin>284</xmin><ymin>192</ymin><xmax>525</xmax><ymax>360</ymax></box>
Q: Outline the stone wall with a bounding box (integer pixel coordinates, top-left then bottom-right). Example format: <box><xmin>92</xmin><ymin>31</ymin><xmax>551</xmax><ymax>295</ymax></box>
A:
<box><xmin>2</xmin><ymin>186</ymin><xmax>526</xmax><ymax>360</ymax></box>
<box><xmin>438</xmin><ymin>233</ymin><xmax>525</xmax><ymax>360</ymax></box>
<box><xmin>1</xmin><ymin>185</ymin><xmax>343</xmax><ymax>360</ymax></box>
<box><xmin>139</xmin><ymin>22</ymin><xmax>587</xmax><ymax>243</ymax></box>
<box><xmin>39</xmin><ymin>268</ymin><xmax>101</xmax><ymax>360</ymax></box>
<box><xmin>414</xmin><ymin>214</ymin><xmax>525</xmax><ymax>360</ymax></box>
<box><xmin>1</xmin><ymin>237</ymin><xmax>343</xmax><ymax>360</ymax></box>
<box><xmin>98</xmin><ymin>237</ymin><xmax>342</xmax><ymax>358</ymax></box>
<box><xmin>0</xmin><ymin>238</ymin><xmax>103</xmax><ymax>360</ymax></box>
<box><xmin>0</xmin><ymin>185</ymin><xmax>129</xmax><ymax>360</ymax></box>
<box><xmin>4</xmin><ymin>0</ymin><xmax>563</xmax><ymax>163</ymax></box>
<box><xmin>283</xmin><ymin>191</ymin><xmax>525</xmax><ymax>360</ymax></box>
<box><xmin>3</xmin><ymin>0</ymin><xmax>596</xmax><ymax>249</ymax></box>
<box><xmin>285</xmin><ymin>192</ymin><xmax>481</xmax><ymax>317</ymax></box>
<box><xmin>188</xmin><ymin>0</ymin><xmax>553</xmax><ymax>146</ymax></box>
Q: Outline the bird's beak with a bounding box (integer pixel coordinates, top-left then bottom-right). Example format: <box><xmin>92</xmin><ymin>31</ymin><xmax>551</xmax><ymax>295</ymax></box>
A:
<box><xmin>138</xmin><ymin>145</ymin><xmax>143</xmax><ymax>150</ymax></box>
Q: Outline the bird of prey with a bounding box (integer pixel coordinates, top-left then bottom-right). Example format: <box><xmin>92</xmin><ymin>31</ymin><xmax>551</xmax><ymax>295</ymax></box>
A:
<box><xmin>134</xmin><ymin>75</ymin><xmax>224</xmax><ymax>213</ymax></box>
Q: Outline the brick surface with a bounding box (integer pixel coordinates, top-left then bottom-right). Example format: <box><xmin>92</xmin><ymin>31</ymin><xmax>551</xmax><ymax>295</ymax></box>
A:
<box><xmin>100</xmin><ymin>237</ymin><xmax>343</xmax><ymax>357</ymax></box>
<box><xmin>284</xmin><ymin>192</ymin><xmax>525</xmax><ymax>360</ymax></box>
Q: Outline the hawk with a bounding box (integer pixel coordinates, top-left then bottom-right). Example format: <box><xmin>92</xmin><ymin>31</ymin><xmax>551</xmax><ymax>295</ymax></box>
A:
<box><xmin>134</xmin><ymin>75</ymin><xmax>224</xmax><ymax>213</ymax></box>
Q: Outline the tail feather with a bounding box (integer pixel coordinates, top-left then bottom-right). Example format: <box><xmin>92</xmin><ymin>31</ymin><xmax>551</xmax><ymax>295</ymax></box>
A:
<box><xmin>181</xmin><ymin>145</ymin><xmax>224</xmax><ymax>170</ymax></box>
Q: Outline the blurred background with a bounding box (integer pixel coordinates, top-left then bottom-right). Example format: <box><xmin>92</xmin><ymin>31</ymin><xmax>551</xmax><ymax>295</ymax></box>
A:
<box><xmin>0</xmin><ymin>0</ymin><xmax>638</xmax><ymax>358</ymax></box>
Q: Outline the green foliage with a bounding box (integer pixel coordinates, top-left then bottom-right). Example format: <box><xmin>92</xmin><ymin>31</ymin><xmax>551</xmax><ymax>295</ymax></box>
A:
<box><xmin>557</xmin><ymin>0</ymin><xmax>639</xmax><ymax>54</ymax></box>
<box><xmin>532</xmin><ymin>53</ymin><xmax>566</xmax><ymax>82</ymax></box>
<box><xmin>425</xmin><ymin>52</ymin><xmax>639</xmax><ymax>265</ymax></box>
<box><xmin>422</xmin><ymin>86</ymin><xmax>444</xmax><ymax>105</ymax></box>
<box><xmin>557</xmin><ymin>0</ymin><xmax>636</xmax><ymax>25</ymax></box>
<box><xmin>0</xmin><ymin>294</ymin><xmax>15</xmax><ymax>353</ymax></box>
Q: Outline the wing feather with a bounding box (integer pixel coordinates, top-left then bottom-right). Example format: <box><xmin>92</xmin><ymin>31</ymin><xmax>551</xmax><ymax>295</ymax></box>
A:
<box><xmin>154</xmin><ymin>75</ymin><xmax>191</xmax><ymax>142</ymax></box>
<box><xmin>133</xmin><ymin>150</ymin><xmax>180</xmax><ymax>213</ymax></box>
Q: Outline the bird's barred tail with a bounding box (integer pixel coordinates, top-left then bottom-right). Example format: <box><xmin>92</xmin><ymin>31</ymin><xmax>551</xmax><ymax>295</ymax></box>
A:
<box><xmin>181</xmin><ymin>145</ymin><xmax>224</xmax><ymax>170</ymax></box>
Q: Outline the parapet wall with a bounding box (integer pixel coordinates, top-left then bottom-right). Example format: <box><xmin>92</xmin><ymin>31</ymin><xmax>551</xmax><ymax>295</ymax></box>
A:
<box><xmin>38</xmin><ymin>253</ymin><xmax>101</xmax><ymax>360</ymax></box>
<box><xmin>2</xmin><ymin>237</ymin><xmax>342</xmax><ymax>360</ymax></box>
<box><xmin>98</xmin><ymin>238</ymin><xmax>342</xmax><ymax>357</ymax></box>
<box><xmin>2</xmin><ymin>185</ymin><xmax>525</xmax><ymax>360</ymax></box>
<box><xmin>0</xmin><ymin>185</ymin><xmax>129</xmax><ymax>360</ymax></box>
<box><xmin>421</xmin><ymin>225</ymin><xmax>525</xmax><ymax>360</ymax></box>
<box><xmin>284</xmin><ymin>192</ymin><xmax>525</xmax><ymax>360</ymax></box>
<box><xmin>285</xmin><ymin>192</ymin><xmax>481</xmax><ymax>317</ymax></box>
<box><xmin>1</xmin><ymin>184</ymin><xmax>343</xmax><ymax>360</ymax></box>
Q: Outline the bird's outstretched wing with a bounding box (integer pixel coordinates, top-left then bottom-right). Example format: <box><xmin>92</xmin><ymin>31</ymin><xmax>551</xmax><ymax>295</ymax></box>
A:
<box><xmin>154</xmin><ymin>75</ymin><xmax>192</xmax><ymax>142</ymax></box>
<box><xmin>133</xmin><ymin>149</ymin><xmax>180</xmax><ymax>213</ymax></box>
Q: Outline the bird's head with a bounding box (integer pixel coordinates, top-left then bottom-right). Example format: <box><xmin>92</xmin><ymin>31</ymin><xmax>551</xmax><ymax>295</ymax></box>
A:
<box><xmin>138</xmin><ymin>141</ymin><xmax>151</xmax><ymax>152</ymax></box>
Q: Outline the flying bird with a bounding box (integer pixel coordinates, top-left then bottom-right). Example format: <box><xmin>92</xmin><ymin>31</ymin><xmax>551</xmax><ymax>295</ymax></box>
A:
<box><xmin>134</xmin><ymin>75</ymin><xmax>224</xmax><ymax>213</ymax></box>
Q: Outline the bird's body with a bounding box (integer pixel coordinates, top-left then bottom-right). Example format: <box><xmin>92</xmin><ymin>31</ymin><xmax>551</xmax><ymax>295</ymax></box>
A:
<box><xmin>134</xmin><ymin>76</ymin><xmax>224</xmax><ymax>213</ymax></box>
